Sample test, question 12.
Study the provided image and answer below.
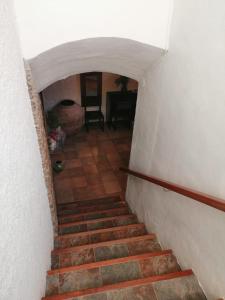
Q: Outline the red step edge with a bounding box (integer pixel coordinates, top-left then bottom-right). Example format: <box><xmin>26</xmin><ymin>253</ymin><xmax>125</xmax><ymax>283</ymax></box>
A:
<box><xmin>42</xmin><ymin>270</ymin><xmax>193</xmax><ymax>300</ymax></box>
<box><xmin>57</xmin><ymin>201</ymin><xmax>127</xmax><ymax>216</ymax></box>
<box><xmin>52</xmin><ymin>233</ymin><xmax>155</xmax><ymax>255</ymax></box>
<box><xmin>58</xmin><ymin>214</ymin><xmax>135</xmax><ymax>228</ymax></box>
<box><xmin>55</xmin><ymin>223</ymin><xmax>146</xmax><ymax>242</ymax></box>
<box><xmin>48</xmin><ymin>250</ymin><xmax>172</xmax><ymax>275</ymax></box>
<box><xmin>57</xmin><ymin>195</ymin><xmax>122</xmax><ymax>207</ymax></box>
<box><xmin>58</xmin><ymin>207</ymin><xmax>129</xmax><ymax>222</ymax></box>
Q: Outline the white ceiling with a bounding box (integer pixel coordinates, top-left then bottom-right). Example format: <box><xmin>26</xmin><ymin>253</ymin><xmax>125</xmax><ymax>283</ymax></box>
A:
<box><xmin>14</xmin><ymin>0</ymin><xmax>173</xmax><ymax>58</ymax></box>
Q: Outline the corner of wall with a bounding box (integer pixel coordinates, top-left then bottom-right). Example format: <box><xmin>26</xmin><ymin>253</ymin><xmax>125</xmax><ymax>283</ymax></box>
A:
<box><xmin>164</xmin><ymin>0</ymin><xmax>174</xmax><ymax>50</ymax></box>
<box><xmin>24</xmin><ymin>60</ymin><xmax>58</xmax><ymax>236</ymax></box>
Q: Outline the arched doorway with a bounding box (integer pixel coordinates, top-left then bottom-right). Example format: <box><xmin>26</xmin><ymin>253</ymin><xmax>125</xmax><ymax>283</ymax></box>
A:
<box><xmin>27</xmin><ymin>37</ymin><xmax>164</xmax><ymax>232</ymax></box>
<box><xmin>29</xmin><ymin>37</ymin><xmax>163</xmax><ymax>92</ymax></box>
<box><xmin>41</xmin><ymin>70</ymin><xmax>138</xmax><ymax>205</ymax></box>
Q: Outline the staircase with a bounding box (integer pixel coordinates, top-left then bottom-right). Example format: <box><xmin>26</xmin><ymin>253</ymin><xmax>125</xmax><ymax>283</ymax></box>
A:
<box><xmin>42</xmin><ymin>195</ymin><xmax>207</xmax><ymax>300</ymax></box>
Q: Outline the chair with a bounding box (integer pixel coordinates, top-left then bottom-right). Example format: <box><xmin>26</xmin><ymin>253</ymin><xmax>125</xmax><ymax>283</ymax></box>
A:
<box><xmin>80</xmin><ymin>72</ymin><xmax>104</xmax><ymax>132</ymax></box>
<box><xmin>83</xmin><ymin>98</ymin><xmax>104</xmax><ymax>132</ymax></box>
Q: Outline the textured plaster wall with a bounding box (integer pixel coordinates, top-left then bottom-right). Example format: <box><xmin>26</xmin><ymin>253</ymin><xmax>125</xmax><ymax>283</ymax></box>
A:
<box><xmin>127</xmin><ymin>0</ymin><xmax>225</xmax><ymax>299</ymax></box>
<box><xmin>0</xmin><ymin>1</ymin><xmax>53</xmax><ymax>299</ymax></box>
<box><xmin>42</xmin><ymin>72</ymin><xmax>138</xmax><ymax>118</ymax></box>
<box><xmin>14</xmin><ymin>0</ymin><xmax>173</xmax><ymax>59</ymax></box>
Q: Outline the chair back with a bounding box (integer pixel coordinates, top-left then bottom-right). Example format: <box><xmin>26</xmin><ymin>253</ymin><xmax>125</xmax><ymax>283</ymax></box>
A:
<box><xmin>80</xmin><ymin>72</ymin><xmax>102</xmax><ymax>111</ymax></box>
<box><xmin>83</xmin><ymin>96</ymin><xmax>102</xmax><ymax>109</ymax></box>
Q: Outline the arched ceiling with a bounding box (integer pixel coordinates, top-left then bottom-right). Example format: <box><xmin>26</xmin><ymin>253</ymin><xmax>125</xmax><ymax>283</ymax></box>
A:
<box><xmin>14</xmin><ymin>0</ymin><xmax>173</xmax><ymax>91</ymax></box>
<box><xmin>29</xmin><ymin>37</ymin><xmax>164</xmax><ymax>92</ymax></box>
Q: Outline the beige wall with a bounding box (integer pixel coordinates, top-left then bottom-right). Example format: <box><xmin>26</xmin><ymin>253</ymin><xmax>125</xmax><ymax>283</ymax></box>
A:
<box><xmin>42</xmin><ymin>75</ymin><xmax>81</xmax><ymax>111</ymax></box>
<box><xmin>42</xmin><ymin>72</ymin><xmax>138</xmax><ymax>117</ymax></box>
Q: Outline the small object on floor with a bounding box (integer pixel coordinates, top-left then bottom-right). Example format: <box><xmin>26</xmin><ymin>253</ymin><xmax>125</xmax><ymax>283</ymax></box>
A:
<box><xmin>48</xmin><ymin>126</ymin><xmax>66</xmax><ymax>152</ymax></box>
<box><xmin>53</xmin><ymin>160</ymin><xmax>64</xmax><ymax>173</ymax></box>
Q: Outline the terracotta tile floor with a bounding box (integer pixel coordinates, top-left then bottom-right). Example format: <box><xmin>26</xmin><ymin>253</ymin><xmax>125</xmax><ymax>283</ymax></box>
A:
<box><xmin>51</xmin><ymin>128</ymin><xmax>132</xmax><ymax>204</ymax></box>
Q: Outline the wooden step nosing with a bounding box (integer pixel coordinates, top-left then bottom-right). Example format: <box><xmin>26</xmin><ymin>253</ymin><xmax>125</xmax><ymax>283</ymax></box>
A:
<box><xmin>48</xmin><ymin>250</ymin><xmax>172</xmax><ymax>275</ymax></box>
<box><xmin>52</xmin><ymin>233</ymin><xmax>156</xmax><ymax>254</ymax></box>
<box><xmin>42</xmin><ymin>270</ymin><xmax>193</xmax><ymax>300</ymax></box>
<box><xmin>59</xmin><ymin>214</ymin><xmax>135</xmax><ymax>228</ymax></box>
<box><xmin>55</xmin><ymin>223</ymin><xmax>145</xmax><ymax>240</ymax></box>
<box><xmin>58</xmin><ymin>207</ymin><xmax>129</xmax><ymax>221</ymax></box>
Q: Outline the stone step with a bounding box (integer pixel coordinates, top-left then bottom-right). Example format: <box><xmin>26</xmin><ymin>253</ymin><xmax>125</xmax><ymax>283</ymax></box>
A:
<box><xmin>58</xmin><ymin>201</ymin><xmax>127</xmax><ymax>217</ymax></box>
<box><xmin>43</xmin><ymin>270</ymin><xmax>207</xmax><ymax>300</ymax></box>
<box><xmin>45</xmin><ymin>251</ymin><xmax>180</xmax><ymax>297</ymax></box>
<box><xmin>55</xmin><ymin>223</ymin><xmax>147</xmax><ymax>249</ymax></box>
<box><xmin>52</xmin><ymin>234</ymin><xmax>159</xmax><ymax>269</ymax></box>
<box><xmin>58</xmin><ymin>207</ymin><xmax>130</xmax><ymax>224</ymax></box>
<box><xmin>57</xmin><ymin>196</ymin><xmax>121</xmax><ymax>211</ymax></box>
<box><xmin>58</xmin><ymin>214</ymin><xmax>137</xmax><ymax>235</ymax></box>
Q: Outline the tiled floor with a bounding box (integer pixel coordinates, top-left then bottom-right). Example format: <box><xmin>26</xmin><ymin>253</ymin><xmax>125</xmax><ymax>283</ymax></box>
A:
<box><xmin>51</xmin><ymin>127</ymin><xmax>132</xmax><ymax>204</ymax></box>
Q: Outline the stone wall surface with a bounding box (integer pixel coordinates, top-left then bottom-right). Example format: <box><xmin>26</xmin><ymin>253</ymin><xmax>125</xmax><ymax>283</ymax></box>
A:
<box><xmin>25</xmin><ymin>61</ymin><xmax>58</xmax><ymax>235</ymax></box>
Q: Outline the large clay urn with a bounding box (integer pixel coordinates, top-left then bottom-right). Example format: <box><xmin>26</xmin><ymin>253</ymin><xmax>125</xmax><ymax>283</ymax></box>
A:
<box><xmin>54</xmin><ymin>100</ymin><xmax>84</xmax><ymax>136</ymax></box>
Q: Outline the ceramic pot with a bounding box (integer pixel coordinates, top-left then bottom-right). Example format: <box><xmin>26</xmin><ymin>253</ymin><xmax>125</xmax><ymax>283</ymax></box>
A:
<box><xmin>54</xmin><ymin>100</ymin><xmax>84</xmax><ymax>136</ymax></box>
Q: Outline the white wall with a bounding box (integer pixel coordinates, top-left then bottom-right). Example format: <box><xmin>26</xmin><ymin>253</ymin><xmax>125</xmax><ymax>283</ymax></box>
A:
<box><xmin>14</xmin><ymin>0</ymin><xmax>173</xmax><ymax>59</ymax></box>
<box><xmin>29</xmin><ymin>38</ymin><xmax>163</xmax><ymax>93</ymax></box>
<box><xmin>0</xmin><ymin>1</ymin><xmax>53</xmax><ymax>299</ymax></box>
<box><xmin>42</xmin><ymin>73</ymin><xmax>138</xmax><ymax>118</ymax></box>
<box><xmin>14</xmin><ymin>0</ymin><xmax>172</xmax><ymax>92</ymax></box>
<box><xmin>127</xmin><ymin>0</ymin><xmax>225</xmax><ymax>299</ymax></box>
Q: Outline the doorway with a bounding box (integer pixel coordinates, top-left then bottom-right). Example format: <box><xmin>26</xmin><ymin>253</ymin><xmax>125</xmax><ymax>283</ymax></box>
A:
<box><xmin>41</xmin><ymin>72</ymin><xmax>139</xmax><ymax>204</ymax></box>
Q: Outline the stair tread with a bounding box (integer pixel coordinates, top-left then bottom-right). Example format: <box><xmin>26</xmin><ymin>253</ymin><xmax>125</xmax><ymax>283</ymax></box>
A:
<box><xmin>58</xmin><ymin>200</ymin><xmax>124</xmax><ymax>212</ymax></box>
<box><xmin>49</xmin><ymin>250</ymin><xmax>173</xmax><ymax>275</ymax></box>
<box><xmin>51</xmin><ymin>233</ymin><xmax>161</xmax><ymax>270</ymax></box>
<box><xmin>53</xmin><ymin>233</ymin><xmax>156</xmax><ymax>254</ymax></box>
<box><xmin>59</xmin><ymin>214</ymin><xmax>135</xmax><ymax>228</ymax></box>
<box><xmin>47</xmin><ymin>250</ymin><xmax>180</xmax><ymax>297</ymax></box>
<box><xmin>59</xmin><ymin>214</ymin><xmax>138</xmax><ymax>235</ymax></box>
<box><xmin>42</xmin><ymin>270</ymin><xmax>193</xmax><ymax>300</ymax></box>
<box><xmin>55</xmin><ymin>223</ymin><xmax>148</xmax><ymax>247</ymax></box>
<box><xmin>58</xmin><ymin>207</ymin><xmax>129</xmax><ymax>221</ymax></box>
<box><xmin>58</xmin><ymin>201</ymin><xmax>127</xmax><ymax>216</ymax></box>
<box><xmin>57</xmin><ymin>196</ymin><xmax>121</xmax><ymax>207</ymax></box>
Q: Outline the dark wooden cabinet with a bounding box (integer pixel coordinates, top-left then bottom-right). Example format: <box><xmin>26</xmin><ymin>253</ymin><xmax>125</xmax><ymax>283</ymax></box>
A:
<box><xmin>106</xmin><ymin>91</ymin><xmax>137</xmax><ymax>129</ymax></box>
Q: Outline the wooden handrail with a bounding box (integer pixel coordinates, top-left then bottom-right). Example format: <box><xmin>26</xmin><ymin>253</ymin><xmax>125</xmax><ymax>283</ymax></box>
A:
<box><xmin>120</xmin><ymin>167</ymin><xmax>225</xmax><ymax>213</ymax></box>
